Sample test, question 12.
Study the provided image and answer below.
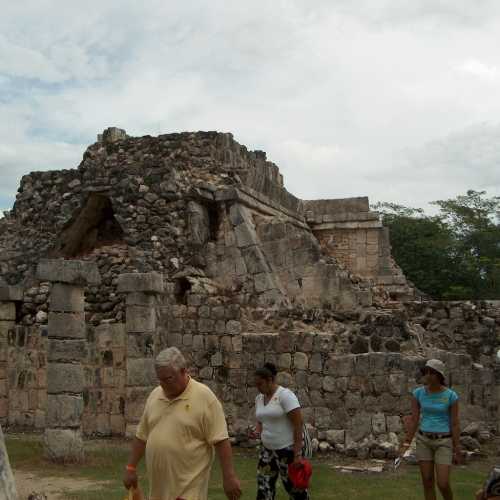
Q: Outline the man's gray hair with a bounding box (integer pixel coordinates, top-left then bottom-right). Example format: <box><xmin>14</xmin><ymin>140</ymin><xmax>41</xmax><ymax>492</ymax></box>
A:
<box><xmin>155</xmin><ymin>347</ymin><xmax>187</xmax><ymax>371</ymax></box>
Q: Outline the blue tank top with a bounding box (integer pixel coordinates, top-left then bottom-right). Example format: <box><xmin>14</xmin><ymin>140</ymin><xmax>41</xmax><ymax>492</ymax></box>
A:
<box><xmin>413</xmin><ymin>386</ymin><xmax>459</xmax><ymax>433</ymax></box>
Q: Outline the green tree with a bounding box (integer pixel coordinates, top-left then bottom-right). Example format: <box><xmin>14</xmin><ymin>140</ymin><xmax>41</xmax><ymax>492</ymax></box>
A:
<box><xmin>432</xmin><ymin>190</ymin><xmax>500</xmax><ymax>299</ymax></box>
<box><xmin>373</xmin><ymin>191</ymin><xmax>500</xmax><ymax>300</ymax></box>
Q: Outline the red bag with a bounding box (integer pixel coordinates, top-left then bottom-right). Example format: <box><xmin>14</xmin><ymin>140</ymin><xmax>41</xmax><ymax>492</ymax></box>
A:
<box><xmin>288</xmin><ymin>459</ymin><xmax>313</xmax><ymax>490</ymax></box>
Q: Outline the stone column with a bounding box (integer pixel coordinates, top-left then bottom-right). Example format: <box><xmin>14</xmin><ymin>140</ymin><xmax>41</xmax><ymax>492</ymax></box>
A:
<box><xmin>0</xmin><ymin>424</ymin><xmax>17</xmax><ymax>500</ymax></box>
<box><xmin>37</xmin><ymin>259</ymin><xmax>100</xmax><ymax>462</ymax></box>
<box><xmin>0</xmin><ymin>286</ymin><xmax>22</xmax><ymax>426</ymax></box>
<box><xmin>117</xmin><ymin>273</ymin><xmax>164</xmax><ymax>438</ymax></box>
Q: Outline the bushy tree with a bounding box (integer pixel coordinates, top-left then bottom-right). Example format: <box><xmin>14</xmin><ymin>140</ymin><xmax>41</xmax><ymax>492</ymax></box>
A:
<box><xmin>373</xmin><ymin>191</ymin><xmax>500</xmax><ymax>300</ymax></box>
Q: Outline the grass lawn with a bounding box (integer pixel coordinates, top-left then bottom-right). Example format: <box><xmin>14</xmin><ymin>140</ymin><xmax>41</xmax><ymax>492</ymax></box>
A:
<box><xmin>6</xmin><ymin>434</ymin><xmax>489</xmax><ymax>499</ymax></box>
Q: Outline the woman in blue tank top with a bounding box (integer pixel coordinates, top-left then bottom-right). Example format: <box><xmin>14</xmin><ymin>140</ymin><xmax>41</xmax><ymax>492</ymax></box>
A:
<box><xmin>400</xmin><ymin>359</ymin><xmax>461</xmax><ymax>500</ymax></box>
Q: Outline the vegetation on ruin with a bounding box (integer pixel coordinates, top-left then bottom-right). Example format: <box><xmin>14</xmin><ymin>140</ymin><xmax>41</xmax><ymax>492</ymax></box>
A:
<box><xmin>375</xmin><ymin>190</ymin><xmax>500</xmax><ymax>300</ymax></box>
<box><xmin>7</xmin><ymin>435</ymin><xmax>493</xmax><ymax>499</ymax></box>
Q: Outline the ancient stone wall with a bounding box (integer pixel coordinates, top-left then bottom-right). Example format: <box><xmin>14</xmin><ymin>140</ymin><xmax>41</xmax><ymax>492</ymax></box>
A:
<box><xmin>1</xmin><ymin>129</ymin><xmax>499</xmax><ymax>458</ymax></box>
<box><xmin>304</xmin><ymin>198</ymin><xmax>412</xmax><ymax>299</ymax></box>
<box><xmin>2</xmin><ymin>276</ymin><xmax>499</xmax><ymax>460</ymax></box>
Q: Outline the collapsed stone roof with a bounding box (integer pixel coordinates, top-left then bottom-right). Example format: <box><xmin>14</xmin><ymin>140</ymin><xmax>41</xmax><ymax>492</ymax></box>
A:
<box><xmin>0</xmin><ymin>127</ymin><xmax>413</xmax><ymax>325</ymax></box>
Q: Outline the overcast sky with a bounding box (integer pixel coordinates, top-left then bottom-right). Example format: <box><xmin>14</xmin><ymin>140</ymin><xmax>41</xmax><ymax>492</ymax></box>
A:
<box><xmin>1</xmin><ymin>0</ymin><xmax>500</xmax><ymax>214</ymax></box>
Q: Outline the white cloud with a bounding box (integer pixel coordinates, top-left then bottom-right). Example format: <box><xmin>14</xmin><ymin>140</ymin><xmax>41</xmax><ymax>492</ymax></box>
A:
<box><xmin>456</xmin><ymin>59</ymin><xmax>500</xmax><ymax>82</ymax></box>
<box><xmin>1</xmin><ymin>0</ymin><xmax>500</xmax><ymax>214</ymax></box>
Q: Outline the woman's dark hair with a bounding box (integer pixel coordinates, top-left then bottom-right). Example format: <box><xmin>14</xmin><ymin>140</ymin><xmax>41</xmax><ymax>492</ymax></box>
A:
<box><xmin>255</xmin><ymin>362</ymin><xmax>277</xmax><ymax>380</ymax></box>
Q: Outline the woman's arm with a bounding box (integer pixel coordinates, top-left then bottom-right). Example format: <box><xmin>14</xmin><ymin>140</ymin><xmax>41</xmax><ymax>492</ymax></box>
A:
<box><xmin>256</xmin><ymin>421</ymin><xmax>262</xmax><ymax>435</ymax></box>
<box><xmin>400</xmin><ymin>396</ymin><xmax>420</xmax><ymax>454</ymax></box>
<box><xmin>287</xmin><ymin>408</ymin><xmax>303</xmax><ymax>464</ymax></box>
<box><xmin>450</xmin><ymin>401</ymin><xmax>461</xmax><ymax>461</ymax></box>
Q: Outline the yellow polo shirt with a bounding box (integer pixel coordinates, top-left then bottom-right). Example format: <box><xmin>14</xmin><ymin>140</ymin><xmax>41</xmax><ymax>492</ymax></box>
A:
<box><xmin>136</xmin><ymin>378</ymin><xmax>229</xmax><ymax>500</ymax></box>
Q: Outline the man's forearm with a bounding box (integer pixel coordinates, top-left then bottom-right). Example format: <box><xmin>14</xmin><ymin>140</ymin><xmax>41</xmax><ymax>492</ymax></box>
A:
<box><xmin>215</xmin><ymin>439</ymin><xmax>237</xmax><ymax>478</ymax></box>
<box><xmin>127</xmin><ymin>437</ymin><xmax>146</xmax><ymax>467</ymax></box>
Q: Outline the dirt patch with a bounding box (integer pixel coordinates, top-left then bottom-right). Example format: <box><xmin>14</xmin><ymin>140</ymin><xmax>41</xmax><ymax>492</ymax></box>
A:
<box><xmin>14</xmin><ymin>470</ymin><xmax>110</xmax><ymax>499</ymax></box>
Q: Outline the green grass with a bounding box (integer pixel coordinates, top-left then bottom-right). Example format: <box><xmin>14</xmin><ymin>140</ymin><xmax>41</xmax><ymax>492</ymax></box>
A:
<box><xmin>6</xmin><ymin>435</ymin><xmax>489</xmax><ymax>499</ymax></box>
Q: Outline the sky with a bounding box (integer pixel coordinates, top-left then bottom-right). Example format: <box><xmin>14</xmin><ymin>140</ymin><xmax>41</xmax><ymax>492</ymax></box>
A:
<box><xmin>1</xmin><ymin>0</ymin><xmax>500</xmax><ymax>215</ymax></box>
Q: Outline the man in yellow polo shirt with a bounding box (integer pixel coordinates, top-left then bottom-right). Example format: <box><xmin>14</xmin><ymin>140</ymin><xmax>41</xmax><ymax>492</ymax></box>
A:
<box><xmin>123</xmin><ymin>347</ymin><xmax>242</xmax><ymax>500</ymax></box>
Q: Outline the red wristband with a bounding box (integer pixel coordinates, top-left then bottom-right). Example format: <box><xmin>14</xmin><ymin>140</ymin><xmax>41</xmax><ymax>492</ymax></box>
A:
<box><xmin>126</xmin><ymin>464</ymin><xmax>136</xmax><ymax>472</ymax></box>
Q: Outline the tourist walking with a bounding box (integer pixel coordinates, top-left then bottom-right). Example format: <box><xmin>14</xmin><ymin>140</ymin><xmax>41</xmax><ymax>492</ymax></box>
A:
<box><xmin>399</xmin><ymin>359</ymin><xmax>461</xmax><ymax>500</ymax></box>
<box><xmin>123</xmin><ymin>347</ymin><xmax>242</xmax><ymax>500</ymax></box>
<box><xmin>254</xmin><ymin>362</ymin><xmax>310</xmax><ymax>500</ymax></box>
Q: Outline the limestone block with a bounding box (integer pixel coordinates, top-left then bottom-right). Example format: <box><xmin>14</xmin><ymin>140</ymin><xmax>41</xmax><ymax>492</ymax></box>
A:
<box><xmin>37</xmin><ymin>259</ymin><xmax>101</xmax><ymax>285</ymax></box>
<box><xmin>198</xmin><ymin>319</ymin><xmax>214</xmax><ymax>333</ymax></box>
<box><xmin>226</xmin><ymin>320</ymin><xmax>241</xmax><ymax>336</ymax></box>
<box><xmin>126</xmin><ymin>306</ymin><xmax>156</xmax><ymax>333</ymax></box>
<box><xmin>44</xmin><ymin>428</ymin><xmax>84</xmax><ymax>462</ymax></box>
<box><xmin>193</xmin><ymin>335</ymin><xmax>204</xmax><ymax>350</ymax></box>
<box><xmin>228</xmin><ymin>204</ymin><xmax>246</xmax><ymax>226</ymax></box>
<box><xmin>386</xmin><ymin>415</ymin><xmax>403</xmax><ymax>433</ymax></box>
<box><xmin>200</xmin><ymin>366</ymin><xmax>214</xmax><ymax>379</ymax></box>
<box><xmin>0</xmin><ymin>286</ymin><xmax>23</xmax><ymax>302</ymax></box>
<box><xmin>254</xmin><ymin>273</ymin><xmax>275</xmax><ymax>293</ymax></box>
<box><xmin>117</xmin><ymin>272</ymin><xmax>164</xmax><ymax>294</ymax></box>
<box><xmin>46</xmin><ymin>394</ymin><xmax>84</xmax><ymax>427</ymax></box>
<box><xmin>347</xmin><ymin>412</ymin><xmax>372</xmax><ymax>442</ymax></box>
<box><xmin>231</xmin><ymin>336</ymin><xmax>243</xmax><ymax>352</ymax></box>
<box><xmin>323</xmin><ymin>376</ymin><xmax>336</xmax><ymax>393</ymax></box>
<box><xmin>0</xmin><ymin>303</ymin><xmax>15</xmax><ymax>321</ymax></box>
<box><xmin>324</xmin><ymin>355</ymin><xmax>354</xmax><ymax>377</ymax></box>
<box><xmin>326</xmin><ymin>429</ymin><xmax>345</xmax><ymax>446</ymax></box>
<box><xmin>234</xmin><ymin>224</ymin><xmax>256</xmax><ymax>248</ymax></box>
<box><xmin>0</xmin><ymin>398</ymin><xmax>7</xmax><ymax>417</ymax></box>
<box><xmin>294</xmin><ymin>352</ymin><xmax>309</xmax><ymax>371</ymax></box>
<box><xmin>127</xmin><ymin>358</ymin><xmax>156</xmax><ymax>387</ymax></box>
<box><xmin>48</xmin><ymin>312</ymin><xmax>86</xmax><ymax>339</ymax></box>
<box><xmin>110</xmin><ymin>414</ymin><xmax>125</xmax><ymax>435</ymax></box>
<box><xmin>48</xmin><ymin>339</ymin><xmax>87</xmax><ymax>362</ymax></box>
<box><xmin>314</xmin><ymin>407</ymin><xmax>331</xmax><ymax>429</ymax></box>
<box><xmin>309</xmin><ymin>353</ymin><xmax>323</xmax><ymax>373</ymax></box>
<box><xmin>278</xmin><ymin>353</ymin><xmax>291</xmax><ymax>370</ymax></box>
<box><xmin>388</xmin><ymin>373</ymin><xmax>407</xmax><ymax>396</ymax></box>
<box><xmin>372</xmin><ymin>413</ymin><xmax>386</xmax><ymax>435</ymax></box>
<box><xmin>277</xmin><ymin>371</ymin><xmax>293</xmax><ymax>388</ymax></box>
<box><xmin>102</xmin><ymin>127</ymin><xmax>127</xmax><ymax>143</ymax></box>
<box><xmin>50</xmin><ymin>283</ymin><xmax>84</xmax><ymax>313</ymax></box>
<box><xmin>345</xmin><ymin>392</ymin><xmax>362</xmax><ymax>411</ymax></box>
<box><xmin>125</xmin><ymin>387</ymin><xmax>152</xmax><ymax>422</ymax></box>
<box><xmin>187</xmin><ymin>201</ymin><xmax>211</xmax><ymax>246</ymax></box>
<box><xmin>47</xmin><ymin>363</ymin><xmax>85</xmax><ymax>394</ymax></box>
<box><xmin>241</xmin><ymin>246</ymin><xmax>270</xmax><ymax>274</ymax></box>
<box><xmin>211</xmin><ymin>352</ymin><xmax>223</xmax><ymax>367</ymax></box>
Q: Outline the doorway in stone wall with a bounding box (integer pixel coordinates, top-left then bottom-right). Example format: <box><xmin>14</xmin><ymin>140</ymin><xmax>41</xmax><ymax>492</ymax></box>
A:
<box><xmin>52</xmin><ymin>194</ymin><xmax>125</xmax><ymax>257</ymax></box>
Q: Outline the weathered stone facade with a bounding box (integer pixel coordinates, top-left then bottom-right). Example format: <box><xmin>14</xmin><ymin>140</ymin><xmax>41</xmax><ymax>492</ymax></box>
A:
<box><xmin>0</xmin><ymin>127</ymin><xmax>499</xmax><ymax>458</ymax></box>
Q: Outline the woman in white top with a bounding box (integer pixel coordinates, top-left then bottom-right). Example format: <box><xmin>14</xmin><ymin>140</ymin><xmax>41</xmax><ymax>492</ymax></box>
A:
<box><xmin>254</xmin><ymin>363</ymin><xmax>309</xmax><ymax>500</ymax></box>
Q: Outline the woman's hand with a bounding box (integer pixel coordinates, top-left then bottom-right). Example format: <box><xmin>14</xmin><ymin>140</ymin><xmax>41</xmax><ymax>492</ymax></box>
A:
<box><xmin>398</xmin><ymin>441</ymin><xmax>410</xmax><ymax>458</ymax></box>
<box><xmin>248</xmin><ymin>427</ymin><xmax>261</xmax><ymax>440</ymax></box>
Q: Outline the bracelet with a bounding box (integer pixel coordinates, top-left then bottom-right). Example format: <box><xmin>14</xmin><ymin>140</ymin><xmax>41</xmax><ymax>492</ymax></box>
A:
<box><xmin>126</xmin><ymin>464</ymin><xmax>137</xmax><ymax>472</ymax></box>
